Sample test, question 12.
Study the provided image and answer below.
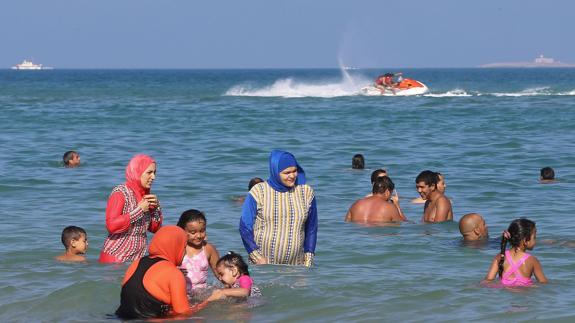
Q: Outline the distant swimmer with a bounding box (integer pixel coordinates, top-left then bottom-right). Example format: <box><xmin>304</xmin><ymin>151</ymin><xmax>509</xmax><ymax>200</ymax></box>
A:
<box><xmin>539</xmin><ymin>167</ymin><xmax>556</xmax><ymax>183</ymax></box>
<box><xmin>415</xmin><ymin>170</ymin><xmax>453</xmax><ymax>223</ymax></box>
<box><xmin>55</xmin><ymin>226</ymin><xmax>88</xmax><ymax>262</ymax></box>
<box><xmin>352</xmin><ymin>154</ymin><xmax>365</xmax><ymax>169</ymax></box>
<box><xmin>459</xmin><ymin>213</ymin><xmax>489</xmax><ymax>241</ymax></box>
<box><xmin>63</xmin><ymin>150</ymin><xmax>81</xmax><ymax>168</ymax></box>
<box><xmin>345</xmin><ymin>176</ymin><xmax>406</xmax><ymax>225</ymax></box>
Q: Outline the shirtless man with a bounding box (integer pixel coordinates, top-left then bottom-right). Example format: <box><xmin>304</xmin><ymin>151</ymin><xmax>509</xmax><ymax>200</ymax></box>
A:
<box><xmin>459</xmin><ymin>213</ymin><xmax>488</xmax><ymax>241</ymax></box>
<box><xmin>415</xmin><ymin>170</ymin><xmax>453</xmax><ymax>223</ymax></box>
<box><xmin>345</xmin><ymin>176</ymin><xmax>406</xmax><ymax>225</ymax></box>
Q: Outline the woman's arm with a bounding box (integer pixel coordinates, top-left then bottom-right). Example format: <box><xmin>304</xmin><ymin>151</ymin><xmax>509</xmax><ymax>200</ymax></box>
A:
<box><xmin>239</xmin><ymin>194</ymin><xmax>266</xmax><ymax>263</ymax></box>
<box><xmin>303</xmin><ymin>197</ymin><xmax>318</xmax><ymax>253</ymax></box>
<box><xmin>148</xmin><ymin>202</ymin><xmax>163</xmax><ymax>233</ymax></box>
<box><xmin>105</xmin><ymin>191</ymin><xmax>143</xmax><ymax>234</ymax></box>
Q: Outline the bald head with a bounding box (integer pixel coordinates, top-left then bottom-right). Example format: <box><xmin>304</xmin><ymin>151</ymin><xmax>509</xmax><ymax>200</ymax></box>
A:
<box><xmin>459</xmin><ymin>213</ymin><xmax>488</xmax><ymax>241</ymax></box>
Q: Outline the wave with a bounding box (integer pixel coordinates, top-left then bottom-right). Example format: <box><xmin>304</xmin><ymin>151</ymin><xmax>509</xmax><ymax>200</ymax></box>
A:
<box><xmin>424</xmin><ymin>89</ymin><xmax>472</xmax><ymax>97</ymax></box>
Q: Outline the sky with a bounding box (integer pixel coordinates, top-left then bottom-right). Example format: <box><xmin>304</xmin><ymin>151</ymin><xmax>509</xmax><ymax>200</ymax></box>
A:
<box><xmin>1</xmin><ymin>0</ymin><xmax>574</xmax><ymax>69</ymax></box>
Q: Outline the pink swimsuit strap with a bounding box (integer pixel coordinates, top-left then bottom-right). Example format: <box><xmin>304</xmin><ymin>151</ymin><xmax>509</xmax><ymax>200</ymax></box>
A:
<box><xmin>501</xmin><ymin>250</ymin><xmax>532</xmax><ymax>286</ymax></box>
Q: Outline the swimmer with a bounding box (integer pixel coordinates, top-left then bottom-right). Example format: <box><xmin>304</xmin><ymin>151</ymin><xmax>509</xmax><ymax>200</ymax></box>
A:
<box><xmin>55</xmin><ymin>226</ymin><xmax>88</xmax><ymax>262</ymax></box>
<box><xmin>206</xmin><ymin>251</ymin><xmax>256</xmax><ymax>301</ymax></box>
<box><xmin>352</xmin><ymin>154</ymin><xmax>365</xmax><ymax>169</ymax></box>
<box><xmin>365</xmin><ymin>168</ymin><xmax>391</xmax><ymax>197</ymax></box>
<box><xmin>346</xmin><ymin>176</ymin><xmax>406</xmax><ymax>225</ymax></box>
<box><xmin>483</xmin><ymin>218</ymin><xmax>547</xmax><ymax>286</ymax></box>
<box><xmin>415</xmin><ymin>170</ymin><xmax>453</xmax><ymax>223</ymax></box>
<box><xmin>459</xmin><ymin>213</ymin><xmax>488</xmax><ymax>241</ymax></box>
<box><xmin>233</xmin><ymin>177</ymin><xmax>264</xmax><ymax>204</ymax></box>
<box><xmin>63</xmin><ymin>150</ymin><xmax>80</xmax><ymax>168</ymax></box>
<box><xmin>540</xmin><ymin>167</ymin><xmax>556</xmax><ymax>183</ymax></box>
<box><xmin>177</xmin><ymin>209</ymin><xmax>220</xmax><ymax>295</ymax></box>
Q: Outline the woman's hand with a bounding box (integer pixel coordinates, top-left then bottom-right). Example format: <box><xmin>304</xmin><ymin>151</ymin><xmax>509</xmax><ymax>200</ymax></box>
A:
<box><xmin>255</xmin><ymin>257</ymin><xmax>268</xmax><ymax>265</ymax></box>
<box><xmin>144</xmin><ymin>194</ymin><xmax>158</xmax><ymax>209</ymax></box>
<box><xmin>138</xmin><ymin>198</ymin><xmax>151</xmax><ymax>212</ymax></box>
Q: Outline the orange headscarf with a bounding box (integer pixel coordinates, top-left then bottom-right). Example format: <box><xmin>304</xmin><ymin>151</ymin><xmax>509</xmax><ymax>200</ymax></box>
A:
<box><xmin>148</xmin><ymin>226</ymin><xmax>187</xmax><ymax>266</ymax></box>
<box><xmin>125</xmin><ymin>154</ymin><xmax>155</xmax><ymax>200</ymax></box>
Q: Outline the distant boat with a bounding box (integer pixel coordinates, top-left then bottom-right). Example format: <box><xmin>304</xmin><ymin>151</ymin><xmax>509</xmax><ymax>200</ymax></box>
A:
<box><xmin>479</xmin><ymin>55</ymin><xmax>575</xmax><ymax>68</ymax></box>
<box><xmin>11</xmin><ymin>59</ymin><xmax>52</xmax><ymax>70</ymax></box>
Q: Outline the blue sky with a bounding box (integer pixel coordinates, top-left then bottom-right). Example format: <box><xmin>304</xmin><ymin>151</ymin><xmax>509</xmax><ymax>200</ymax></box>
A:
<box><xmin>2</xmin><ymin>0</ymin><xmax>574</xmax><ymax>68</ymax></box>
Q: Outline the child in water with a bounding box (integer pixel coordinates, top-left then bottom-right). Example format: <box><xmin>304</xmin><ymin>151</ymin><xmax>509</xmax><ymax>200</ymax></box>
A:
<box><xmin>206</xmin><ymin>252</ymin><xmax>255</xmax><ymax>301</ymax></box>
<box><xmin>177</xmin><ymin>209</ymin><xmax>220</xmax><ymax>295</ymax></box>
<box><xmin>483</xmin><ymin>218</ymin><xmax>548</xmax><ymax>286</ymax></box>
<box><xmin>55</xmin><ymin>226</ymin><xmax>88</xmax><ymax>262</ymax></box>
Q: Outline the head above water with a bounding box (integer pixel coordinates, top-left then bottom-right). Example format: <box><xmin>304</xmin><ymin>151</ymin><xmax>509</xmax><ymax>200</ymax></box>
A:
<box><xmin>61</xmin><ymin>226</ymin><xmax>87</xmax><ymax>249</ymax></box>
<box><xmin>458</xmin><ymin>213</ymin><xmax>488</xmax><ymax>241</ymax></box>
<box><xmin>372</xmin><ymin>176</ymin><xmax>395</xmax><ymax>195</ymax></box>
<box><xmin>125</xmin><ymin>154</ymin><xmax>156</xmax><ymax>193</ymax></box>
<box><xmin>352</xmin><ymin>154</ymin><xmax>365</xmax><ymax>169</ymax></box>
<box><xmin>148</xmin><ymin>225</ymin><xmax>188</xmax><ymax>266</ymax></box>
<box><xmin>370</xmin><ymin>168</ymin><xmax>388</xmax><ymax>184</ymax></box>
<box><xmin>415</xmin><ymin>170</ymin><xmax>438</xmax><ymax>187</ymax></box>
<box><xmin>540</xmin><ymin>167</ymin><xmax>555</xmax><ymax>181</ymax></box>
<box><xmin>248</xmin><ymin>177</ymin><xmax>264</xmax><ymax>191</ymax></box>
<box><xmin>63</xmin><ymin>150</ymin><xmax>80</xmax><ymax>168</ymax></box>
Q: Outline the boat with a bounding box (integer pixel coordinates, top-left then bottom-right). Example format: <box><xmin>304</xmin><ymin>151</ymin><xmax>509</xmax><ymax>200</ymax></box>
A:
<box><xmin>361</xmin><ymin>78</ymin><xmax>429</xmax><ymax>96</ymax></box>
<box><xmin>11</xmin><ymin>60</ymin><xmax>46</xmax><ymax>70</ymax></box>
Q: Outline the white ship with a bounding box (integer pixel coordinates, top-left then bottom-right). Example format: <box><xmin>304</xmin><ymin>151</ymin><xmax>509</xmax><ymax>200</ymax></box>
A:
<box><xmin>12</xmin><ymin>59</ymin><xmax>50</xmax><ymax>70</ymax></box>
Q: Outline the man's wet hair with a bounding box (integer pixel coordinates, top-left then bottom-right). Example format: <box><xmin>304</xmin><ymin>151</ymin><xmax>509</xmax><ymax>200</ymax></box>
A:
<box><xmin>248</xmin><ymin>177</ymin><xmax>264</xmax><ymax>190</ymax></box>
<box><xmin>352</xmin><ymin>154</ymin><xmax>365</xmax><ymax>169</ymax></box>
<box><xmin>415</xmin><ymin>170</ymin><xmax>438</xmax><ymax>187</ymax></box>
<box><xmin>372</xmin><ymin>176</ymin><xmax>395</xmax><ymax>195</ymax></box>
<box><xmin>370</xmin><ymin>169</ymin><xmax>388</xmax><ymax>184</ymax></box>
<box><xmin>61</xmin><ymin>226</ymin><xmax>86</xmax><ymax>249</ymax></box>
<box><xmin>540</xmin><ymin>167</ymin><xmax>555</xmax><ymax>180</ymax></box>
<box><xmin>63</xmin><ymin>151</ymin><xmax>77</xmax><ymax>166</ymax></box>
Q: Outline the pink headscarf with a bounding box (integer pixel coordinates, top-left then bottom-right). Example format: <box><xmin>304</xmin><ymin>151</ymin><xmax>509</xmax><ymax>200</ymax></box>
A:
<box><xmin>125</xmin><ymin>154</ymin><xmax>155</xmax><ymax>201</ymax></box>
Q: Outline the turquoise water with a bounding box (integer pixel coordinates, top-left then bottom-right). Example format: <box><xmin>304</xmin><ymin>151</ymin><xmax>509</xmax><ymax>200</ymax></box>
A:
<box><xmin>1</xmin><ymin>68</ymin><xmax>575</xmax><ymax>322</ymax></box>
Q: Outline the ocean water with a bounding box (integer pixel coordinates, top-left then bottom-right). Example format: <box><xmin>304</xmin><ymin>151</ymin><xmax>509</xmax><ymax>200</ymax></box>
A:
<box><xmin>1</xmin><ymin>68</ymin><xmax>575</xmax><ymax>322</ymax></box>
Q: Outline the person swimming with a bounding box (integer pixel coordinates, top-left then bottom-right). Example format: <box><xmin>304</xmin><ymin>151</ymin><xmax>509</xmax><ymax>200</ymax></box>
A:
<box><xmin>483</xmin><ymin>218</ymin><xmax>548</xmax><ymax>287</ymax></box>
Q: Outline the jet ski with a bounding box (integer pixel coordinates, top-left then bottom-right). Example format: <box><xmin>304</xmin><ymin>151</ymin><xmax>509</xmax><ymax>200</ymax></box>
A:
<box><xmin>361</xmin><ymin>78</ymin><xmax>429</xmax><ymax>96</ymax></box>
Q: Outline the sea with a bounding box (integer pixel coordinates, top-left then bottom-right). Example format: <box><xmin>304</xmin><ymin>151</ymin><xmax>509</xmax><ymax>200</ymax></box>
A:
<box><xmin>1</xmin><ymin>68</ymin><xmax>575</xmax><ymax>322</ymax></box>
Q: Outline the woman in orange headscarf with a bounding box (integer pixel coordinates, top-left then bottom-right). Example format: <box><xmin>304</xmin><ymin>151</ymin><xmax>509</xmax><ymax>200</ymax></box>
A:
<box><xmin>99</xmin><ymin>154</ymin><xmax>163</xmax><ymax>263</ymax></box>
<box><xmin>116</xmin><ymin>226</ymin><xmax>194</xmax><ymax>319</ymax></box>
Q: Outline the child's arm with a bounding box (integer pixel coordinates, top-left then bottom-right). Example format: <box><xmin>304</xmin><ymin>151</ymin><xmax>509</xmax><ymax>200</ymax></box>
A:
<box><xmin>482</xmin><ymin>255</ymin><xmax>501</xmax><ymax>283</ymax></box>
<box><xmin>207</xmin><ymin>287</ymin><xmax>250</xmax><ymax>301</ymax></box>
<box><xmin>205</xmin><ymin>243</ymin><xmax>220</xmax><ymax>276</ymax></box>
<box><xmin>531</xmin><ymin>256</ymin><xmax>548</xmax><ymax>283</ymax></box>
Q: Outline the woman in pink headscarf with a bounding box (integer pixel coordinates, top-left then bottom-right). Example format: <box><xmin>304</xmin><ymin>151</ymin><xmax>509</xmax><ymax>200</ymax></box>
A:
<box><xmin>99</xmin><ymin>154</ymin><xmax>163</xmax><ymax>263</ymax></box>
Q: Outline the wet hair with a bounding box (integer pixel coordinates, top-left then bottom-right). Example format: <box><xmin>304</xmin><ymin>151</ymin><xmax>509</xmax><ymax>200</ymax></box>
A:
<box><xmin>217</xmin><ymin>251</ymin><xmax>250</xmax><ymax>276</ymax></box>
<box><xmin>497</xmin><ymin>218</ymin><xmax>536</xmax><ymax>278</ymax></box>
<box><xmin>248</xmin><ymin>177</ymin><xmax>264</xmax><ymax>190</ymax></box>
<box><xmin>63</xmin><ymin>151</ymin><xmax>78</xmax><ymax>166</ymax></box>
<box><xmin>370</xmin><ymin>169</ymin><xmax>388</xmax><ymax>184</ymax></box>
<box><xmin>372</xmin><ymin>176</ymin><xmax>395</xmax><ymax>195</ymax></box>
<box><xmin>177</xmin><ymin>209</ymin><xmax>207</xmax><ymax>228</ymax></box>
<box><xmin>352</xmin><ymin>154</ymin><xmax>365</xmax><ymax>169</ymax></box>
<box><xmin>540</xmin><ymin>167</ymin><xmax>555</xmax><ymax>180</ymax></box>
<box><xmin>61</xmin><ymin>226</ymin><xmax>86</xmax><ymax>249</ymax></box>
<box><xmin>415</xmin><ymin>170</ymin><xmax>438</xmax><ymax>187</ymax></box>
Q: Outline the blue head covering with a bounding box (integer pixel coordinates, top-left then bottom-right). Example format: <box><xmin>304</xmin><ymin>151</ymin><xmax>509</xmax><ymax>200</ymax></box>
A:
<box><xmin>267</xmin><ymin>150</ymin><xmax>306</xmax><ymax>192</ymax></box>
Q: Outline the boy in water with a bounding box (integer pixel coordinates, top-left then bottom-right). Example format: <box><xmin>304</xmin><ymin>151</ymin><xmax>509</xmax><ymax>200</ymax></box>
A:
<box><xmin>539</xmin><ymin>167</ymin><xmax>556</xmax><ymax>183</ymax></box>
<box><xmin>415</xmin><ymin>170</ymin><xmax>453</xmax><ymax>223</ymax></box>
<box><xmin>56</xmin><ymin>226</ymin><xmax>88</xmax><ymax>262</ymax></box>
<box><xmin>63</xmin><ymin>151</ymin><xmax>81</xmax><ymax>168</ymax></box>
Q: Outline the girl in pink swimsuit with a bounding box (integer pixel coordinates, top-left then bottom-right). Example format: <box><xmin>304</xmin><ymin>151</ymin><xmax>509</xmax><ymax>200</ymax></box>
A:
<box><xmin>483</xmin><ymin>218</ymin><xmax>548</xmax><ymax>287</ymax></box>
<box><xmin>206</xmin><ymin>251</ymin><xmax>257</xmax><ymax>301</ymax></box>
<box><xmin>177</xmin><ymin>209</ymin><xmax>220</xmax><ymax>295</ymax></box>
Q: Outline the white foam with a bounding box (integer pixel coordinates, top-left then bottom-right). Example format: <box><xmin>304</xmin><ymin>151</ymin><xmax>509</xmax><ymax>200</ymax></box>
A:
<box><xmin>424</xmin><ymin>89</ymin><xmax>472</xmax><ymax>97</ymax></box>
<box><xmin>491</xmin><ymin>87</ymin><xmax>551</xmax><ymax>97</ymax></box>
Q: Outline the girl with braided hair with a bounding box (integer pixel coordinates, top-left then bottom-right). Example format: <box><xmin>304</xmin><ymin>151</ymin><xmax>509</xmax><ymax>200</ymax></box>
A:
<box><xmin>483</xmin><ymin>218</ymin><xmax>547</xmax><ymax>286</ymax></box>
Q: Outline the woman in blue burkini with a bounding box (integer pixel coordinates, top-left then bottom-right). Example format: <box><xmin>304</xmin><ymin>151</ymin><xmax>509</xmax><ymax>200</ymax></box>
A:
<box><xmin>239</xmin><ymin>150</ymin><xmax>318</xmax><ymax>267</ymax></box>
